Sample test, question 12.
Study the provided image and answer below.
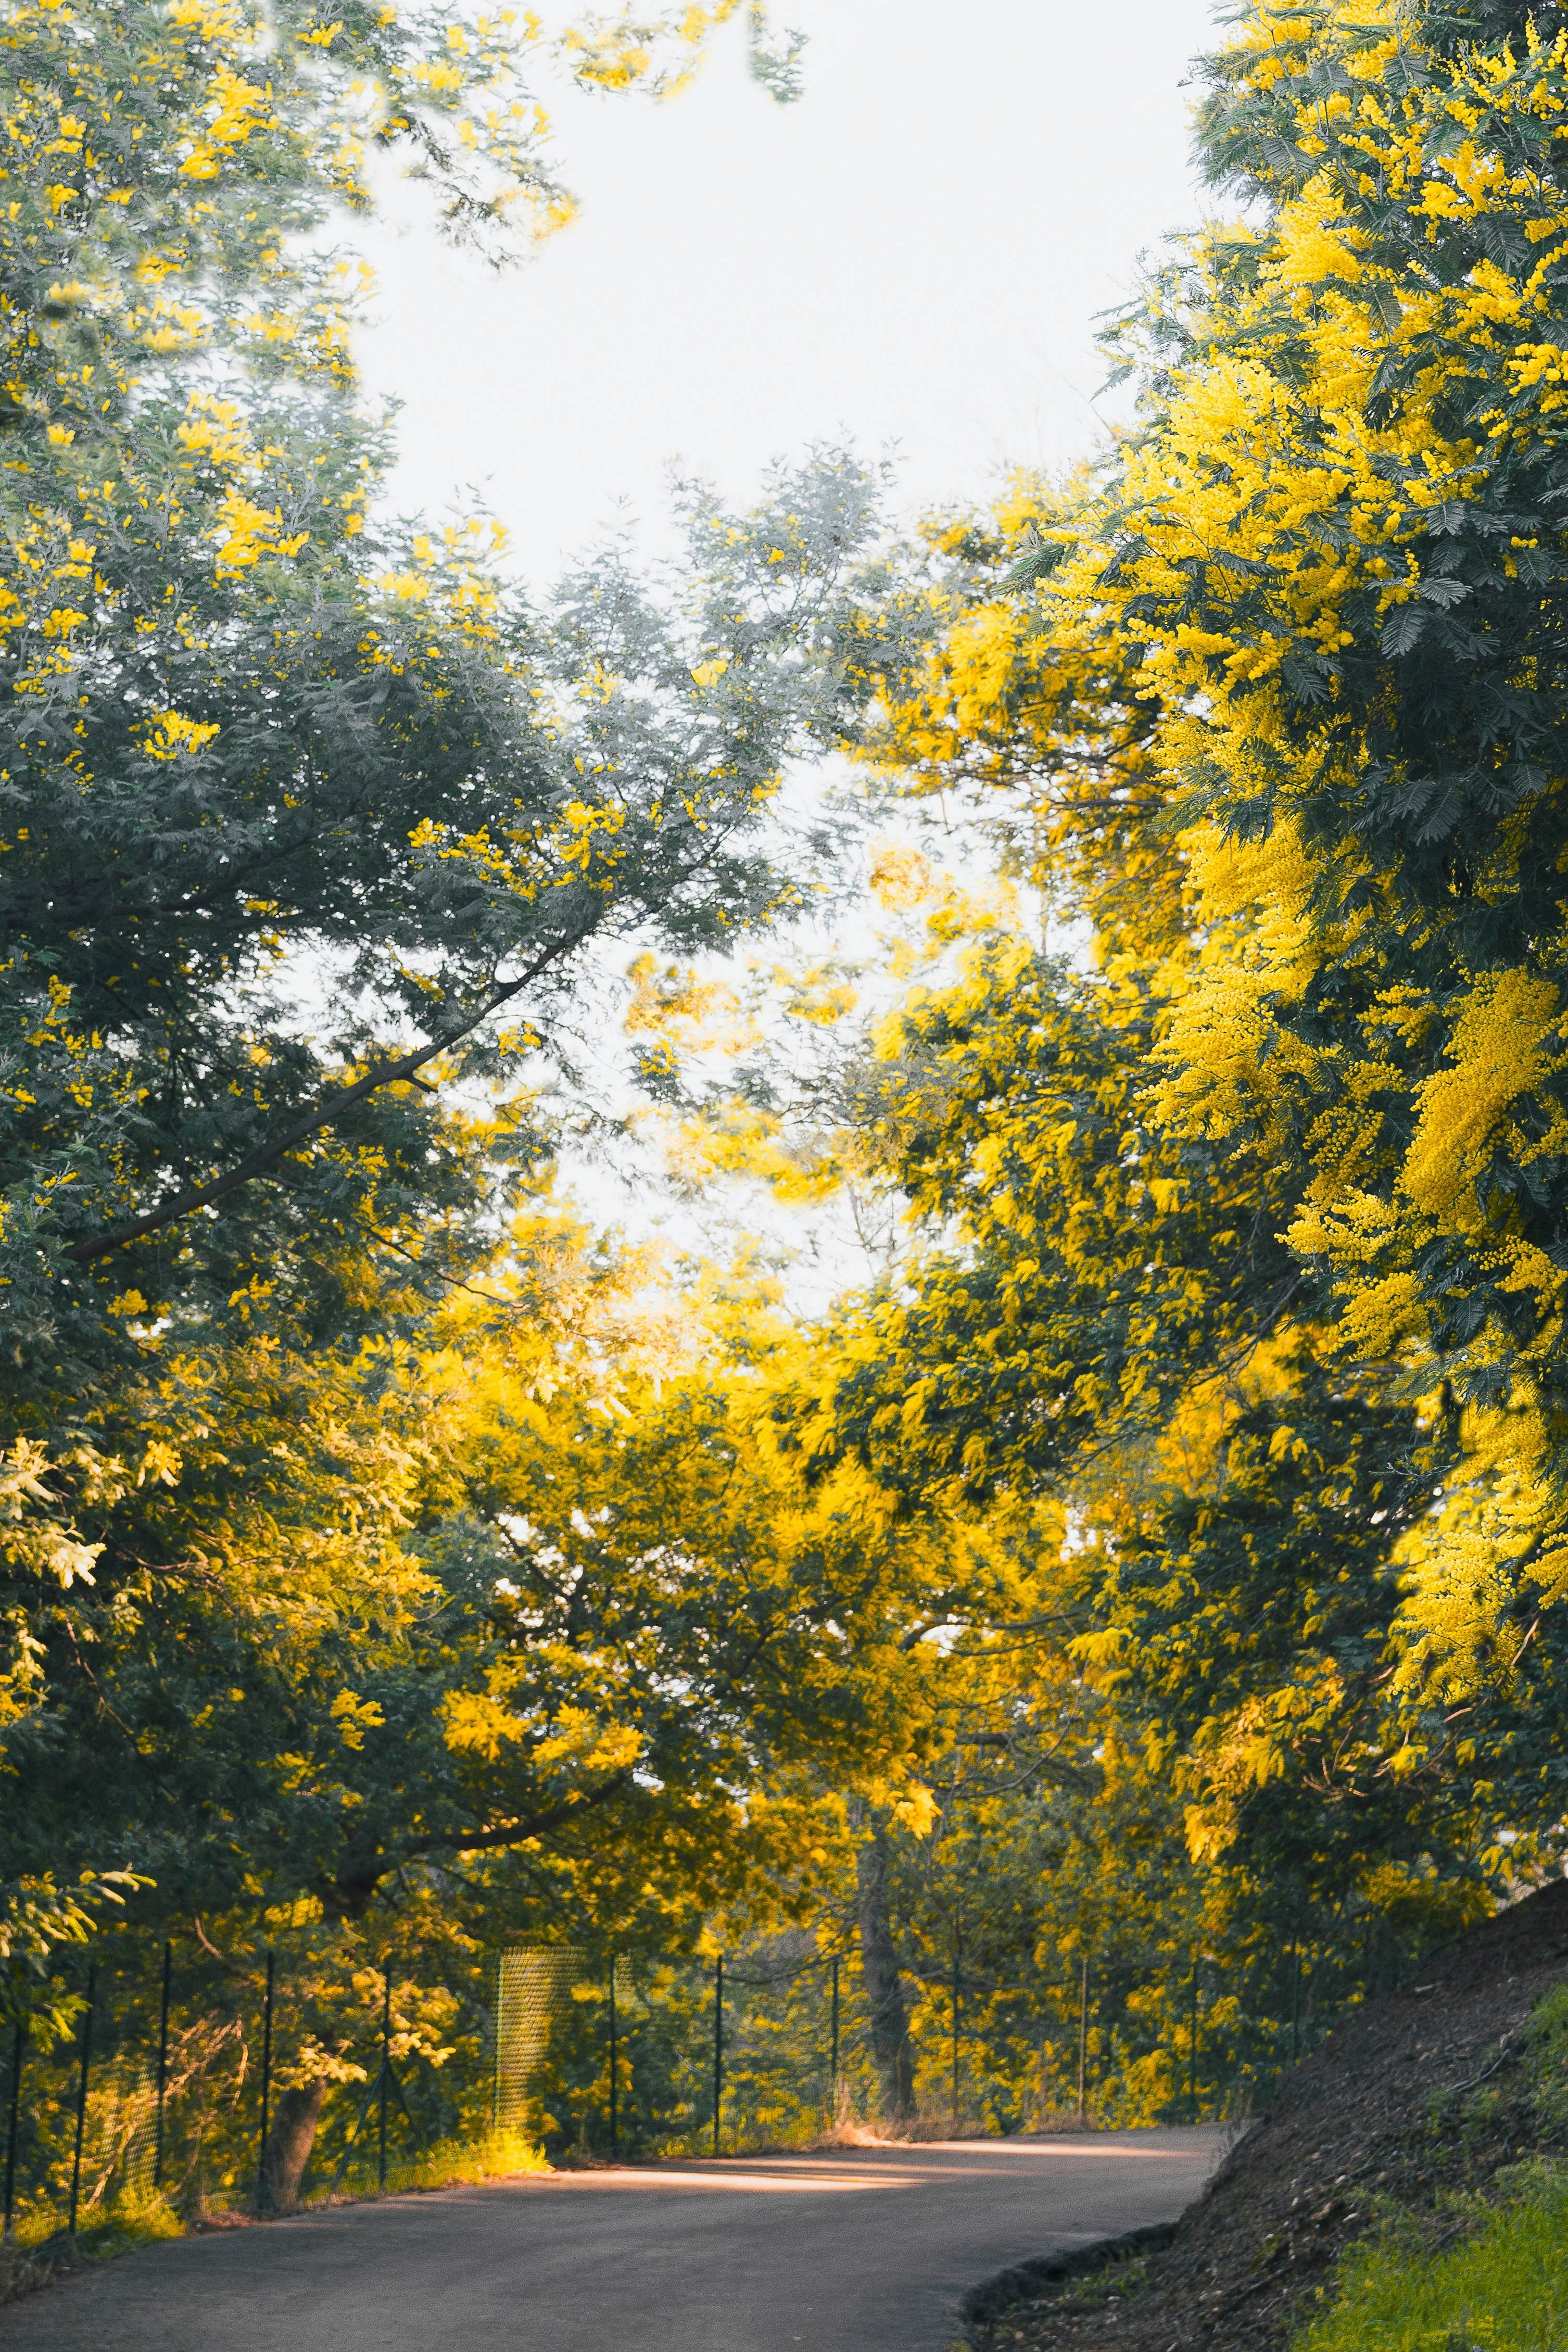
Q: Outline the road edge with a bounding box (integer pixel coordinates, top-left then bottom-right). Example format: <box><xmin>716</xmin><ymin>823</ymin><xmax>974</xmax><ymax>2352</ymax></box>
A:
<box><xmin>958</xmin><ymin>2219</ymin><xmax>1179</xmax><ymax>2330</ymax></box>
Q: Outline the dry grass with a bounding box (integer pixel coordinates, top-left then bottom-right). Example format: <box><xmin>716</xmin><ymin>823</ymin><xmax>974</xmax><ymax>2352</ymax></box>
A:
<box><xmin>804</xmin><ymin>2093</ymin><xmax>1071</xmax><ymax>2151</ymax></box>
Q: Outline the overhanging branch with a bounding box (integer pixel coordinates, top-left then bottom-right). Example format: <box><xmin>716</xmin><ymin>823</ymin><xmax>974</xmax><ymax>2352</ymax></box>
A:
<box><xmin>66</xmin><ymin>929</ymin><xmax>587</xmax><ymax>1266</ymax></box>
<box><xmin>414</xmin><ymin>1767</ymin><xmax>637</xmax><ymax>1856</ymax></box>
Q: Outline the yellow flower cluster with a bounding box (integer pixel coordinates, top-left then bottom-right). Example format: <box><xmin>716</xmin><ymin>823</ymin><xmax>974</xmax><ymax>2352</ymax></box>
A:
<box><xmin>141</xmin><ymin>709</ymin><xmax>222</xmax><ymax>760</ymax></box>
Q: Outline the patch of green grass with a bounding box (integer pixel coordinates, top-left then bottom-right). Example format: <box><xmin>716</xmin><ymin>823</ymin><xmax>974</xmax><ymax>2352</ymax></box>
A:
<box><xmin>1292</xmin><ymin>2163</ymin><xmax>1568</xmax><ymax>2352</ymax></box>
<box><xmin>74</xmin><ymin>2194</ymin><xmax>186</xmax><ymax>2258</ymax></box>
<box><xmin>1056</xmin><ymin>2255</ymin><xmax>1149</xmax><ymax>2313</ymax></box>
<box><xmin>351</xmin><ymin>2125</ymin><xmax>548</xmax><ymax>2198</ymax></box>
<box><xmin>6</xmin><ymin>2187</ymin><xmax>183</xmax><ymax>2257</ymax></box>
<box><xmin>1523</xmin><ymin>1981</ymin><xmax>1568</xmax><ymax>2129</ymax></box>
<box><xmin>0</xmin><ymin>2193</ymin><xmax>184</xmax><ymax>2305</ymax></box>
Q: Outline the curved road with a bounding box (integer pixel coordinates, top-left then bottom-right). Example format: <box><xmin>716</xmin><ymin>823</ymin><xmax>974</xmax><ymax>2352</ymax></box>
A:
<box><xmin>4</xmin><ymin>2131</ymin><xmax>1222</xmax><ymax>2352</ymax></box>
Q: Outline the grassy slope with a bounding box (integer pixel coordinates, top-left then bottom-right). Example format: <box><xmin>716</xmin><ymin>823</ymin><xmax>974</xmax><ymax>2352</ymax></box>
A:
<box><xmin>1295</xmin><ymin>1982</ymin><xmax>1568</xmax><ymax>2352</ymax></box>
<box><xmin>1295</xmin><ymin>2166</ymin><xmax>1568</xmax><ymax>2351</ymax></box>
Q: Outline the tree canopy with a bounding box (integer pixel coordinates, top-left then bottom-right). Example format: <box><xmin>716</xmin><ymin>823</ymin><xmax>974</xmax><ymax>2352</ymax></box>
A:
<box><xmin>12</xmin><ymin>0</ymin><xmax>1568</xmax><ymax>2206</ymax></box>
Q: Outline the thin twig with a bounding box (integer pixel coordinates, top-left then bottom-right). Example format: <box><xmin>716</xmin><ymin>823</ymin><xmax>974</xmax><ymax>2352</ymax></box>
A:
<box><xmin>1438</xmin><ymin>2032</ymin><xmax>1514</xmax><ymax>2097</ymax></box>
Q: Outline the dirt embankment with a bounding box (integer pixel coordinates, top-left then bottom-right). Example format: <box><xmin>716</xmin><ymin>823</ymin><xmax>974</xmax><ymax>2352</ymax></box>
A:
<box><xmin>970</xmin><ymin>1877</ymin><xmax>1568</xmax><ymax>2352</ymax></box>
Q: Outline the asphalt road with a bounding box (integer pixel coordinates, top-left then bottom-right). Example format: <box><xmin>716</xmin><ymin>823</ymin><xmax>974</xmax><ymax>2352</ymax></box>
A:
<box><xmin>2</xmin><ymin>2131</ymin><xmax>1223</xmax><ymax>2352</ymax></box>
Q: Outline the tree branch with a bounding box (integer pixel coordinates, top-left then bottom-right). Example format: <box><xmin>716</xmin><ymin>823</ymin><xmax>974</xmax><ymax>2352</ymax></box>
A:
<box><xmin>65</xmin><ymin>930</ymin><xmax>589</xmax><ymax>1265</ymax></box>
<box><xmin>411</xmin><ymin>1767</ymin><xmax>637</xmax><ymax>1856</ymax></box>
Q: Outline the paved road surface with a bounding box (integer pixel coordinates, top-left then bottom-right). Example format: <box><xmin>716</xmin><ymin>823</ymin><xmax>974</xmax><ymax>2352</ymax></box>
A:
<box><xmin>3</xmin><ymin>2131</ymin><xmax>1223</xmax><ymax>2352</ymax></box>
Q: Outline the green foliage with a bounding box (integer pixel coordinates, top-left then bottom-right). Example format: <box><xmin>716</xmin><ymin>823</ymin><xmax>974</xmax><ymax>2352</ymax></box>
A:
<box><xmin>841</xmin><ymin>1707</ymin><xmax>1426</xmax><ymax>2132</ymax></box>
<box><xmin>778</xmin><ymin>882</ymin><xmax>1501</xmax><ymax>2021</ymax></box>
<box><xmin>0</xmin><ymin>0</ymin><xmax>919</xmax><ymax>2000</ymax></box>
<box><xmin>791</xmin><ymin>0</ymin><xmax>1568</xmax><ymax>2050</ymax></box>
<box><xmin>0</xmin><ymin>0</ymin><xmax>954</xmax><ymax>2221</ymax></box>
<box><xmin>0</xmin><ymin>0</ymin><xmax>891</xmax><ymax>1801</ymax></box>
<box><xmin>29</xmin><ymin>0</ymin><xmax>1568</xmax><ymax>2209</ymax></box>
<box><xmin>0</xmin><ymin>1871</ymin><xmax>142</xmax><ymax>2044</ymax></box>
<box><xmin>808</xmin><ymin>934</ymin><xmax>1306</xmax><ymax>1508</ymax></box>
<box><xmin>1292</xmin><ymin>2164</ymin><xmax>1568</xmax><ymax>2352</ymax></box>
<box><xmin>1522</xmin><ymin>1982</ymin><xmax>1568</xmax><ymax>2129</ymax></box>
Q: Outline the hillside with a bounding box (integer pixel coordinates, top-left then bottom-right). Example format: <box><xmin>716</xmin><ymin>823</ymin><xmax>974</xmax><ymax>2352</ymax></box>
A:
<box><xmin>968</xmin><ymin>1878</ymin><xmax>1568</xmax><ymax>2352</ymax></box>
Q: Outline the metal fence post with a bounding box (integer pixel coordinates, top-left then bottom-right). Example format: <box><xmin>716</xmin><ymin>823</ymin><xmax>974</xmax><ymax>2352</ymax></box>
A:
<box><xmin>378</xmin><ymin>1964</ymin><xmax>391</xmax><ymax>2192</ymax></box>
<box><xmin>829</xmin><ymin>1955</ymin><xmax>840</xmax><ymax>2110</ymax></box>
<box><xmin>68</xmin><ymin>1965</ymin><xmax>95</xmax><ymax>2235</ymax></box>
<box><xmin>154</xmin><ymin>1941</ymin><xmax>172</xmax><ymax>2190</ymax></box>
<box><xmin>608</xmin><ymin>1958</ymin><xmax>618</xmax><ymax>2163</ymax></box>
<box><xmin>255</xmin><ymin>1950</ymin><xmax>274</xmax><ymax>2211</ymax></box>
<box><xmin>3</xmin><ymin>2022</ymin><xmax>24</xmax><ymax>2241</ymax></box>
<box><xmin>950</xmin><ymin>1937</ymin><xmax>960</xmax><ymax>2131</ymax></box>
<box><xmin>490</xmin><ymin>1952</ymin><xmax>499</xmax><ymax>2133</ymax></box>
<box><xmin>711</xmin><ymin>1955</ymin><xmax>723</xmax><ymax>2159</ymax></box>
<box><xmin>1188</xmin><ymin>1952</ymin><xmax>1199</xmax><ymax>2123</ymax></box>
<box><xmin>1077</xmin><ymin>1958</ymin><xmax>1088</xmax><ymax>2128</ymax></box>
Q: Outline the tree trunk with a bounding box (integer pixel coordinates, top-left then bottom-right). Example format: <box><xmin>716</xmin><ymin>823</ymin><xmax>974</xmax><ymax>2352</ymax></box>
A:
<box><xmin>856</xmin><ymin>1819</ymin><xmax>915</xmax><ymax>2120</ymax></box>
<box><xmin>260</xmin><ymin>2078</ymin><xmax>330</xmax><ymax>2212</ymax></box>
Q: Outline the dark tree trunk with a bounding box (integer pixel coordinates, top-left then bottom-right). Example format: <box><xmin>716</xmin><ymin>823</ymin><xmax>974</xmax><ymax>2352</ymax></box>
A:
<box><xmin>856</xmin><ymin>1819</ymin><xmax>915</xmax><ymax>2120</ymax></box>
<box><xmin>260</xmin><ymin>2078</ymin><xmax>329</xmax><ymax>2212</ymax></box>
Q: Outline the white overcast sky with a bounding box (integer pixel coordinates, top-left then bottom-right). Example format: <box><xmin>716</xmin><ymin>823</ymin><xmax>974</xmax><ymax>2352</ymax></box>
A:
<box><xmin>357</xmin><ymin>0</ymin><xmax>1221</xmax><ymax>579</ymax></box>
<box><xmin>353</xmin><ymin>0</ymin><xmax>1222</xmax><ymax>1280</ymax></box>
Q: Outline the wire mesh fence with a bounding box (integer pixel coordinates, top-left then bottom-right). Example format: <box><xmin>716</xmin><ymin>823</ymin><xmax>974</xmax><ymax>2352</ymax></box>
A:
<box><xmin>494</xmin><ymin>1944</ymin><xmax>864</xmax><ymax>2161</ymax></box>
<box><xmin>0</xmin><ymin>1936</ymin><xmax>501</xmax><ymax>2247</ymax></box>
<box><xmin>491</xmin><ymin>1931</ymin><xmax>1357</xmax><ymax>2158</ymax></box>
<box><xmin>1</xmin><ymin>1920</ymin><xmax>1375</xmax><ymax>2246</ymax></box>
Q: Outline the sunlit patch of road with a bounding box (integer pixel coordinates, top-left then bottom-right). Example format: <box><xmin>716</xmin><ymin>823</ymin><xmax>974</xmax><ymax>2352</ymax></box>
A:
<box><xmin>531</xmin><ymin>2136</ymin><xmax>1225</xmax><ymax>2193</ymax></box>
